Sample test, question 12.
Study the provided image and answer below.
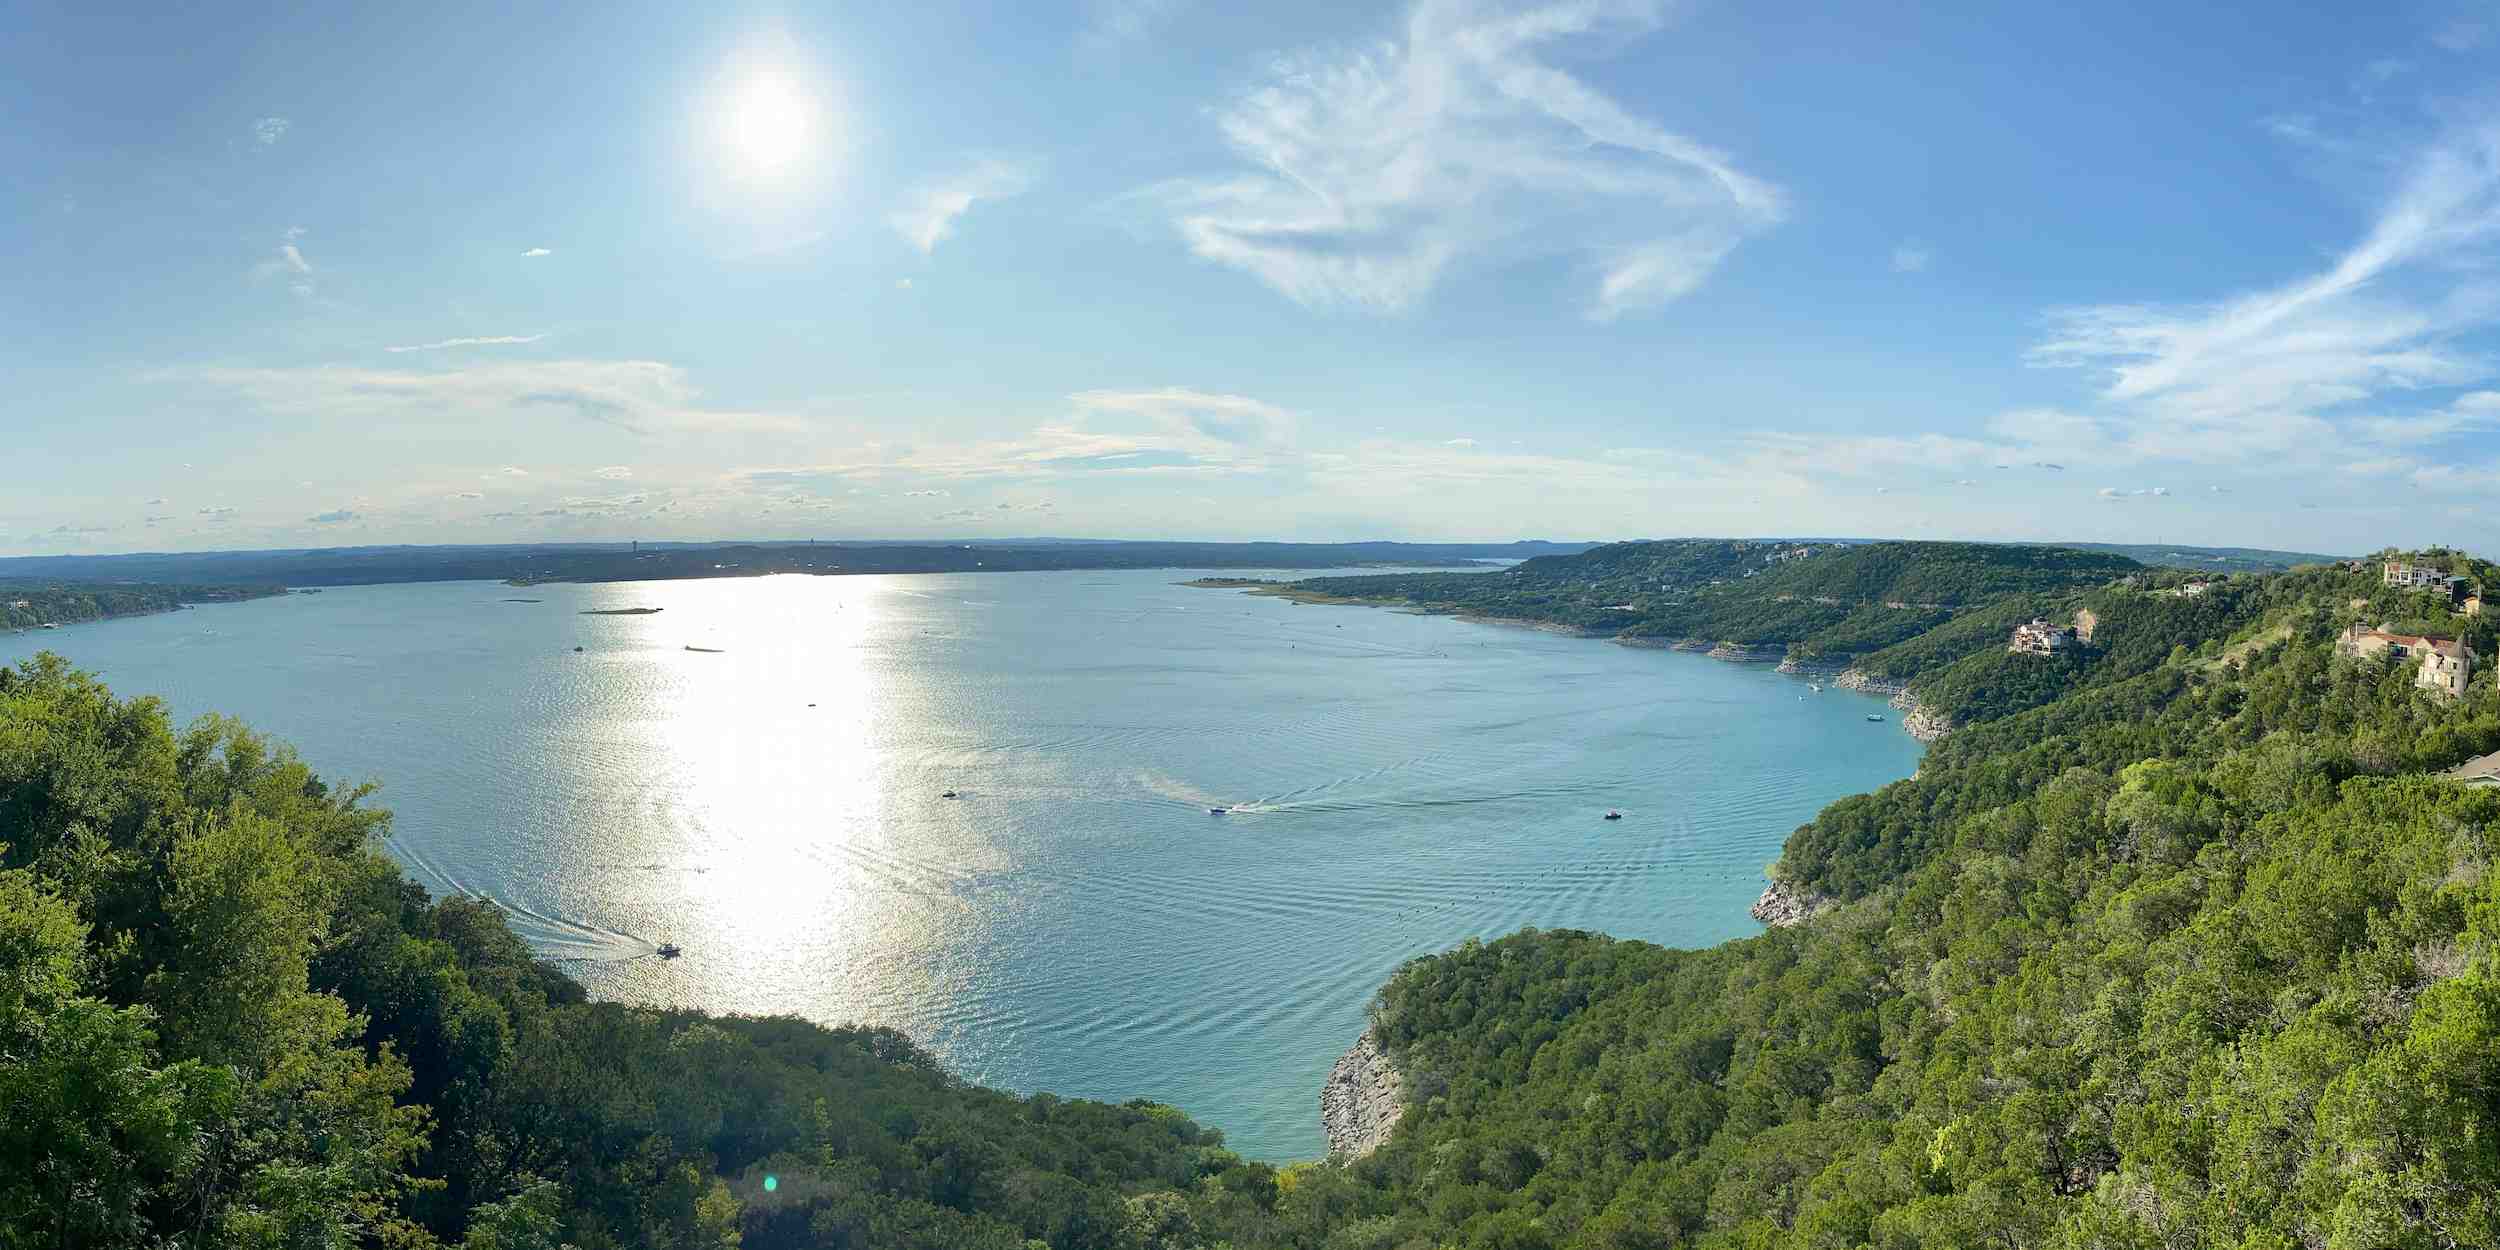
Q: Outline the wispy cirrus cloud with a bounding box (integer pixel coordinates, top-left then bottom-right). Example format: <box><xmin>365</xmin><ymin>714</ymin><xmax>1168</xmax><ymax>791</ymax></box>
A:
<box><xmin>253</xmin><ymin>117</ymin><xmax>290</xmax><ymax>145</ymax></box>
<box><xmin>165</xmin><ymin>359</ymin><xmax>809</xmax><ymax>437</ymax></box>
<box><xmin>384</xmin><ymin>334</ymin><xmax>545</xmax><ymax>354</ymax></box>
<box><xmin>2027</xmin><ymin>111</ymin><xmax>2500</xmax><ymax>466</ymax></box>
<box><xmin>1148</xmin><ymin>0</ymin><xmax>1782</xmax><ymax>317</ymax></box>
<box><xmin>891</xmin><ymin>159</ymin><xmax>1037</xmax><ymax>253</ymax></box>
<box><xmin>522</xmin><ymin>247</ymin><xmax>552</xmax><ymax>257</ymax></box>
<box><xmin>1080</xmin><ymin>0</ymin><xmax>1185</xmax><ymax>50</ymax></box>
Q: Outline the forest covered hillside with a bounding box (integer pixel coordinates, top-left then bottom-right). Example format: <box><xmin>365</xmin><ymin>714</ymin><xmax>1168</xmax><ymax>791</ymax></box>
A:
<box><xmin>1212</xmin><ymin>555</ymin><xmax>2500</xmax><ymax>1248</ymax></box>
<box><xmin>0</xmin><ymin>580</ymin><xmax>280</xmax><ymax>631</ymax></box>
<box><xmin>1272</xmin><ymin>539</ymin><xmax>2139</xmax><ymax>646</ymax></box>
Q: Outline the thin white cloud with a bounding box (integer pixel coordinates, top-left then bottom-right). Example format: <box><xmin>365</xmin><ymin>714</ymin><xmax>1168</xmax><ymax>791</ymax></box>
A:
<box><xmin>279</xmin><ymin>245</ymin><xmax>311</xmax><ymax>274</ymax></box>
<box><xmin>2434</xmin><ymin>19</ymin><xmax>2490</xmax><ymax>51</ymax></box>
<box><xmin>522</xmin><ymin>247</ymin><xmax>552</xmax><ymax>257</ymax></box>
<box><xmin>1080</xmin><ymin>0</ymin><xmax>1185</xmax><ymax>50</ymax></box>
<box><xmin>891</xmin><ymin>159</ymin><xmax>1037</xmax><ymax>253</ymax></box>
<box><xmin>166</xmin><ymin>360</ymin><xmax>810</xmax><ymax>437</ymax></box>
<box><xmin>2029</xmin><ymin>110</ymin><xmax>2500</xmax><ymax>466</ymax></box>
<box><xmin>594</xmin><ymin>465</ymin><xmax>634</xmax><ymax>480</ymax></box>
<box><xmin>253</xmin><ymin>117</ymin><xmax>290</xmax><ymax>145</ymax></box>
<box><xmin>1151</xmin><ymin>0</ymin><xmax>1782</xmax><ymax>316</ymax></box>
<box><xmin>501</xmin><ymin>466</ymin><xmax>530</xmax><ymax>476</ymax></box>
<box><xmin>384</xmin><ymin>334</ymin><xmax>545</xmax><ymax>354</ymax></box>
<box><xmin>1890</xmin><ymin>242</ymin><xmax>1932</xmax><ymax>273</ymax></box>
<box><xmin>1443</xmin><ymin>437</ymin><xmax>1478</xmax><ymax>448</ymax></box>
<box><xmin>307</xmin><ymin>509</ymin><xmax>359</xmax><ymax>524</ymax></box>
<box><xmin>1068</xmin><ymin>387</ymin><xmax>1295</xmax><ymax>449</ymax></box>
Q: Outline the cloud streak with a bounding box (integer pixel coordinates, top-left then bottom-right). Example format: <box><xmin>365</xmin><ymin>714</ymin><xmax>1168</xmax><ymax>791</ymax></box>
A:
<box><xmin>384</xmin><ymin>334</ymin><xmax>546</xmax><ymax>354</ymax></box>
<box><xmin>891</xmin><ymin>159</ymin><xmax>1036</xmax><ymax>253</ymax></box>
<box><xmin>167</xmin><ymin>359</ymin><xmax>810</xmax><ymax>437</ymax></box>
<box><xmin>2028</xmin><ymin>112</ymin><xmax>2500</xmax><ymax>465</ymax></box>
<box><xmin>1151</xmin><ymin>0</ymin><xmax>1782</xmax><ymax>316</ymax></box>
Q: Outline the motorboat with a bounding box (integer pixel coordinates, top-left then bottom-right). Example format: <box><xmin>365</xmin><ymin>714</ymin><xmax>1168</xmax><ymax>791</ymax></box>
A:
<box><xmin>1603</xmin><ymin>809</ymin><xmax>1623</xmax><ymax>821</ymax></box>
<box><xmin>655</xmin><ymin>943</ymin><xmax>682</xmax><ymax>959</ymax></box>
<box><xmin>941</xmin><ymin>790</ymin><xmax>960</xmax><ymax>799</ymax></box>
<box><xmin>1866</xmin><ymin>714</ymin><xmax>1886</xmax><ymax>722</ymax></box>
<box><xmin>1208</xmin><ymin>806</ymin><xmax>1227</xmax><ymax>815</ymax></box>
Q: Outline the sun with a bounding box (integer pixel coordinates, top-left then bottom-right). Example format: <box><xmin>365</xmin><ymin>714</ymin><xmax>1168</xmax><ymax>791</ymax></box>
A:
<box><xmin>723</xmin><ymin>70</ymin><xmax>812</xmax><ymax>176</ymax></box>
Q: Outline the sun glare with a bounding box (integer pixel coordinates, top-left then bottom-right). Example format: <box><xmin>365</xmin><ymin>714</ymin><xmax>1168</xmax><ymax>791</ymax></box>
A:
<box><xmin>724</xmin><ymin>70</ymin><xmax>811</xmax><ymax>176</ymax></box>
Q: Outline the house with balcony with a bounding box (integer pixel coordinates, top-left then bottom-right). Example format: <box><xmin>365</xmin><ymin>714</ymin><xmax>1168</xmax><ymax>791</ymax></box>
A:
<box><xmin>2337</xmin><ymin>624</ymin><xmax>2475</xmax><ymax>699</ymax></box>
<box><xmin>2009</xmin><ymin>618</ymin><xmax>2079</xmax><ymax>656</ymax></box>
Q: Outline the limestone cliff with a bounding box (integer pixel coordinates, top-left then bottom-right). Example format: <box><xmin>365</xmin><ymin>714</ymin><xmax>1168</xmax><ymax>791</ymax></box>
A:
<box><xmin>1320</xmin><ymin>1026</ymin><xmax>1406</xmax><ymax>1158</ymax></box>
<box><xmin>1749</xmin><ymin>877</ymin><xmax>1837</xmax><ymax>927</ymax></box>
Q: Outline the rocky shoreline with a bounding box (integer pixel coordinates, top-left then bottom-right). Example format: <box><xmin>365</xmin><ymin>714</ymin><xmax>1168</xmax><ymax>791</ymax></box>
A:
<box><xmin>1833</xmin><ymin>668</ymin><xmax>1953</xmax><ymax>742</ymax></box>
<box><xmin>1749</xmin><ymin>877</ymin><xmax>1838</xmax><ymax>927</ymax></box>
<box><xmin>1320</xmin><ymin>1027</ymin><xmax>1406</xmax><ymax>1158</ymax></box>
<box><xmin>1704</xmin><ymin>641</ymin><xmax>1785</xmax><ymax>662</ymax></box>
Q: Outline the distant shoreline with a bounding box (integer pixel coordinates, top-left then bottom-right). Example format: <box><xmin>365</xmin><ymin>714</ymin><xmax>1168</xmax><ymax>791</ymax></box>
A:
<box><xmin>1182</xmin><ymin>578</ymin><xmax>1610</xmax><ymax>637</ymax></box>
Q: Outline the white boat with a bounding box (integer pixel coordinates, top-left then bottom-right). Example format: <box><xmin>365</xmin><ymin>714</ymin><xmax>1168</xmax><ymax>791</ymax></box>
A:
<box><xmin>1866</xmin><ymin>714</ymin><xmax>1885</xmax><ymax>722</ymax></box>
<box><xmin>1208</xmin><ymin>806</ymin><xmax>1227</xmax><ymax>815</ymax></box>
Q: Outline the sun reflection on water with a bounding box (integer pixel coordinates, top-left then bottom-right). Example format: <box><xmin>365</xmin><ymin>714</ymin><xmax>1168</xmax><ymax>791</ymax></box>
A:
<box><xmin>637</xmin><ymin>576</ymin><xmax>935</xmax><ymax>1010</ymax></box>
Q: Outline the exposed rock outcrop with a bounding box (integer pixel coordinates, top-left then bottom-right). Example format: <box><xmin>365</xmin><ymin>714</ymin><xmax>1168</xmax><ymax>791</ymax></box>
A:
<box><xmin>1776</xmin><ymin>656</ymin><xmax>1850</xmax><ymax>677</ymax></box>
<box><xmin>1832</xmin><ymin>667</ymin><xmax>1907</xmax><ymax>696</ymax></box>
<box><xmin>1320</xmin><ymin>1027</ymin><xmax>1406</xmax><ymax>1159</ymax></box>
<box><xmin>1892</xmin><ymin>692</ymin><xmax>1953</xmax><ymax>742</ymax></box>
<box><xmin>1705</xmin><ymin>642</ymin><xmax>1785</xmax><ymax>663</ymax></box>
<box><xmin>1750</xmin><ymin>877</ymin><xmax>1837</xmax><ymax>927</ymax></box>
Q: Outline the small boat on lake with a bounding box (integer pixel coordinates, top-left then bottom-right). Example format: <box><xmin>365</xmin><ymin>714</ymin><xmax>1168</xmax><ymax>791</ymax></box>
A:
<box><xmin>941</xmin><ymin>790</ymin><xmax>960</xmax><ymax>799</ymax></box>
<box><xmin>1208</xmin><ymin>806</ymin><xmax>1227</xmax><ymax>815</ymax></box>
<box><xmin>655</xmin><ymin>943</ymin><xmax>682</xmax><ymax>959</ymax></box>
<box><xmin>1866</xmin><ymin>714</ymin><xmax>1886</xmax><ymax>722</ymax></box>
<box><xmin>683</xmin><ymin>645</ymin><xmax>724</xmax><ymax>653</ymax></box>
<box><xmin>1603</xmin><ymin>809</ymin><xmax>1623</xmax><ymax>821</ymax></box>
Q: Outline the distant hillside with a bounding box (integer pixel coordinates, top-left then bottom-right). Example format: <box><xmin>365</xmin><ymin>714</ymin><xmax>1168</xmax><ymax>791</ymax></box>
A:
<box><xmin>0</xmin><ymin>580</ymin><xmax>280</xmax><ymax>631</ymax></box>
<box><xmin>2052</xmin><ymin>541</ymin><xmax>2347</xmax><ymax>572</ymax></box>
<box><xmin>0</xmin><ymin>539</ymin><xmax>1595</xmax><ymax>588</ymax></box>
<box><xmin>1264</xmin><ymin>540</ymin><xmax>2142</xmax><ymax>665</ymax></box>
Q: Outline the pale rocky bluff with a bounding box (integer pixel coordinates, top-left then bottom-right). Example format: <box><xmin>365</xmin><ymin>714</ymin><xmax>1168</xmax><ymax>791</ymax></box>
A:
<box><xmin>1320</xmin><ymin>1028</ymin><xmax>1406</xmax><ymax>1158</ymax></box>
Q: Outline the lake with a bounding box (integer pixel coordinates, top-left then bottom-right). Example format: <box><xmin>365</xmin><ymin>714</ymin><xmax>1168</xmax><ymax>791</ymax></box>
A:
<box><xmin>2</xmin><ymin>569</ymin><xmax>1922</xmax><ymax>1159</ymax></box>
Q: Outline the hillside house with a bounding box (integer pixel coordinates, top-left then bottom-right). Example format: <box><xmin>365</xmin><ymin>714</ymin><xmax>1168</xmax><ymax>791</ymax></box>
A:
<box><xmin>2337</xmin><ymin>624</ymin><xmax>2475</xmax><ymax>699</ymax></box>
<box><xmin>2073</xmin><ymin>608</ymin><xmax>2098</xmax><ymax>643</ymax></box>
<box><xmin>2009</xmin><ymin>618</ymin><xmax>2079</xmax><ymax>656</ymax></box>
<box><xmin>2386</xmin><ymin>561</ymin><xmax>2446</xmax><ymax>589</ymax></box>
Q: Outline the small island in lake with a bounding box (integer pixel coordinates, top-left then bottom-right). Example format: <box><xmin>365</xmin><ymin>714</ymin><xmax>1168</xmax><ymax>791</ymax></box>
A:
<box><xmin>578</xmin><ymin>607</ymin><xmax>663</xmax><ymax>615</ymax></box>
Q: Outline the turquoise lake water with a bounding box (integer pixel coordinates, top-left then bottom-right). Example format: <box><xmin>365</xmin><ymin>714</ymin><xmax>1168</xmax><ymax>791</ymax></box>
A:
<box><xmin>3</xmin><ymin>569</ymin><xmax>1923</xmax><ymax>1159</ymax></box>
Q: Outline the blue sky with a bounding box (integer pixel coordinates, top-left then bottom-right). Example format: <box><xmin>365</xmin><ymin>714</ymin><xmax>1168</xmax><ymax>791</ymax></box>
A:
<box><xmin>8</xmin><ymin>0</ymin><xmax>2500</xmax><ymax>556</ymax></box>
